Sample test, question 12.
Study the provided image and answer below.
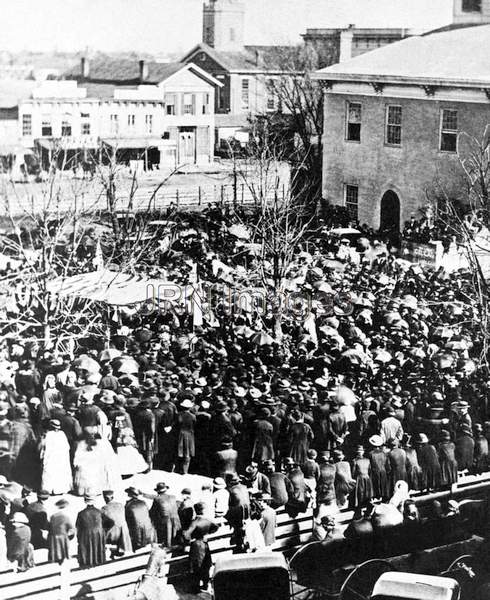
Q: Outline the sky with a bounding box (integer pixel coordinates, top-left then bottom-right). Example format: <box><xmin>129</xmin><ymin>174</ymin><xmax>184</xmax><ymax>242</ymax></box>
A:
<box><xmin>0</xmin><ymin>0</ymin><xmax>454</xmax><ymax>54</ymax></box>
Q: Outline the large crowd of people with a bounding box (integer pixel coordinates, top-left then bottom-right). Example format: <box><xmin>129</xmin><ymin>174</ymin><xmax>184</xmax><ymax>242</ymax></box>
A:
<box><xmin>0</xmin><ymin>204</ymin><xmax>489</xmax><ymax>591</ymax></box>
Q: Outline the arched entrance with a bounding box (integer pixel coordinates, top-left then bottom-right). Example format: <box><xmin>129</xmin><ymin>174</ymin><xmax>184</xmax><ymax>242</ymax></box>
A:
<box><xmin>380</xmin><ymin>190</ymin><xmax>401</xmax><ymax>233</ymax></box>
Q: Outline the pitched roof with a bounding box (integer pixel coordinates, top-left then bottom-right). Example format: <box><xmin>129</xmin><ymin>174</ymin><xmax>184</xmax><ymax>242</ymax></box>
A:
<box><xmin>183</xmin><ymin>43</ymin><xmax>295</xmax><ymax>73</ymax></box>
<box><xmin>313</xmin><ymin>24</ymin><xmax>490</xmax><ymax>87</ymax></box>
<box><xmin>63</xmin><ymin>58</ymin><xmax>183</xmax><ymax>84</ymax></box>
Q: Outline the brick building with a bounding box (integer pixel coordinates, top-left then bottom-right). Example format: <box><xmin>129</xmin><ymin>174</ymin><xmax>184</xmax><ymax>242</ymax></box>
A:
<box><xmin>313</xmin><ymin>24</ymin><xmax>490</xmax><ymax>231</ymax></box>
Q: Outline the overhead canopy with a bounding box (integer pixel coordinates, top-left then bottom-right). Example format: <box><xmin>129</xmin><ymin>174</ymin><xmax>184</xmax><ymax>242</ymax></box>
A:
<box><xmin>101</xmin><ymin>137</ymin><xmax>163</xmax><ymax>150</ymax></box>
<box><xmin>47</xmin><ymin>270</ymin><xmax>192</xmax><ymax>306</ymax></box>
<box><xmin>35</xmin><ymin>138</ymin><xmax>98</xmax><ymax>151</ymax></box>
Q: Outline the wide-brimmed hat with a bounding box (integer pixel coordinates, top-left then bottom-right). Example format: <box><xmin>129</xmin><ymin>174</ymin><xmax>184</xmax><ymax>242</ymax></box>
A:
<box><xmin>416</xmin><ymin>433</ymin><xmax>429</xmax><ymax>444</ymax></box>
<box><xmin>195</xmin><ymin>377</ymin><xmax>207</xmax><ymax>387</ymax></box>
<box><xmin>214</xmin><ymin>400</ymin><xmax>228</xmax><ymax>412</ymax></box>
<box><xmin>213</xmin><ymin>477</ymin><xmax>226</xmax><ymax>489</ymax></box>
<box><xmin>38</xmin><ymin>489</ymin><xmax>50</xmax><ymax>500</ymax></box>
<box><xmin>226</xmin><ymin>473</ymin><xmax>241</xmax><ymax>485</ymax></box>
<box><xmin>125</xmin><ymin>486</ymin><xmax>141</xmax><ymax>497</ymax></box>
<box><xmin>12</xmin><ymin>512</ymin><xmax>29</xmax><ymax>525</ymax></box>
<box><xmin>369</xmin><ymin>435</ymin><xmax>383</xmax><ymax>447</ymax></box>
<box><xmin>233</xmin><ymin>386</ymin><xmax>247</xmax><ymax>398</ymax></box>
<box><xmin>55</xmin><ymin>498</ymin><xmax>69</xmax><ymax>508</ymax></box>
<box><xmin>49</xmin><ymin>419</ymin><xmax>61</xmax><ymax>430</ymax></box>
<box><xmin>84</xmin><ymin>492</ymin><xmax>97</xmax><ymax>502</ymax></box>
<box><xmin>180</xmin><ymin>399</ymin><xmax>194</xmax><ymax>409</ymax></box>
<box><xmin>249</xmin><ymin>387</ymin><xmax>262</xmax><ymax>399</ymax></box>
<box><xmin>155</xmin><ymin>482</ymin><xmax>169</xmax><ymax>493</ymax></box>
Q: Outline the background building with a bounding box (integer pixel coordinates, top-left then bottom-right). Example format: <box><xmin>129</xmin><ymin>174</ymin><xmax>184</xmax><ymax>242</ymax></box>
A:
<box><xmin>313</xmin><ymin>24</ymin><xmax>490</xmax><ymax>231</ymax></box>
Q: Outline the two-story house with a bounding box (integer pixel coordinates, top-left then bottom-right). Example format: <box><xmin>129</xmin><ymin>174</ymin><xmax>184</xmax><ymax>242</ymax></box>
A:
<box><xmin>313</xmin><ymin>23</ymin><xmax>490</xmax><ymax>231</ymax></box>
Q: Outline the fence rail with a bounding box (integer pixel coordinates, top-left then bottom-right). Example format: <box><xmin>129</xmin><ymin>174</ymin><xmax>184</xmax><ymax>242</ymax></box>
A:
<box><xmin>0</xmin><ymin>183</ymin><xmax>285</xmax><ymax>218</ymax></box>
<box><xmin>3</xmin><ymin>472</ymin><xmax>490</xmax><ymax>600</ymax></box>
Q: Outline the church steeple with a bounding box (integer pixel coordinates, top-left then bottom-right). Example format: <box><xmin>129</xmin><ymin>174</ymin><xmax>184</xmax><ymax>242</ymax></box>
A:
<box><xmin>203</xmin><ymin>0</ymin><xmax>245</xmax><ymax>52</ymax></box>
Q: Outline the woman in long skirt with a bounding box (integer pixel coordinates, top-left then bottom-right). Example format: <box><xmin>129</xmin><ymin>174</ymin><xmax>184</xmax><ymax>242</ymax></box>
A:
<box><xmin>351</xmin><ymin>445</ymin><xmax>373</xmax><ymax>508</ymax></box>
<box><xmin>438</xmin><ymin>430</ymin><xmax>458</xmax><ymax>487</ymax></box>
<box><xmin>40</xmin><ymin>420</ymin><xmax>72</xmax><ymax>495</ymax></box>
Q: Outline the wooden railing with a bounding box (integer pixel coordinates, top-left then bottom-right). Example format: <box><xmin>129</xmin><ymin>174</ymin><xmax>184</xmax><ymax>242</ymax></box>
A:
<box><xmin>3</xmin><ymin>472</ymin><xmax>490</xmax><ymax>600</ymax></box>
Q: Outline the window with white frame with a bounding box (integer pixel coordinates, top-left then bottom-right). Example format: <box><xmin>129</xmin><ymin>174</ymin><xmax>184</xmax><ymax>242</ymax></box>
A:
<box><xmin>22</xmin><ymin>114</ymin><xmax>32</xmax><ymax>136</ymax></box>
<box><xmin>440</xmin><ymin>109</ymin><xmax>458</xmax><ymax>152</ymax></box>
<box><xmin>385</xmin><ymin>105</ymin><xmax>402</xmax><ymax>146</ymax></box>
<box><xmin>183</xmin><ymin>94</ymin><xmax>195</xmax><ymax>115</ymax></box>
<box><xmin>127</xmin><ymin>114</ymin><xmax>135</xmax><ymax>130</ymax></box>
<box><xmin>241</xmin><ymin>78</ymin><xmax>250</xmax><ymax>109</ymax></box>
<box><xmin>80</xmin><ymin>113</ymin><xmax>90</xmax><ymax>135</ymax></box>
<box><xmin>344</xmin><ymin>184</ymin><xmax>359</xmax><ymax>220</ymax></box>
<box><xmin>202</xmin><ymin>93</ymin><xmax>210</xmax><ymax>115</ymax></box>
<box><xmin>346</xmin><ymin>102</ymin><xmax>361</xmax><ymax>142</ymax></box>
<box><xmin>41</xmin><ymin>116</ymin><xmax>52</xmax><ymax>137</ymax></box>
<box><xmin>145</xmin><ymin>114</ymin><xmax>153</xmax><ymax>134</ymax></box>
<box><xmin>165</xmin><ymin>94</ymin><xmax>176</xmax><ymax>115</ymax></box>
<box><xmin>110</xmin><ymin>114</ymin><xmax>119</xmax><ymax>135</ymax></box>
<box><xmin>266</xmin><ymin>79</ymin><xmax>276</xmax><ymax>111</ymax></box>
<box><xmin>61</xmin><ymin>115</ymin><xmax>72</xmax><ymax>137</ymax></box>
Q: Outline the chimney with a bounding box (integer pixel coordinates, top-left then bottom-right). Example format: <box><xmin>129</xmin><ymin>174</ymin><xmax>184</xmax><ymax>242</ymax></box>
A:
<box><xmin>139</xmin><ymin>59</ymin><xmax>149</xmax><ymax>83</ymax></box>
<box><xmin>339</xmin><ymin>26</ymin><xmax>355</xmax><ymax>62</ymax></box>
<box><xmin>80</xmin><ymin>57</ymin><xmax>89</xmax><ymax>80</ymax></box>
<box><xmin>254</xmin><ymin>49</ymin><xmax>261</xmax><ymax>66</ymax></box>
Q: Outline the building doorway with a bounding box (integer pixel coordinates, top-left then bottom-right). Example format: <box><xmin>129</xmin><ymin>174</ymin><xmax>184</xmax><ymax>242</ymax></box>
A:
<box><xmin>380</xmin><ymin>190</ymin><xmax>401</xmax><ymax>232</ymax></box>
<box><xmin>178</xmin><ymin>127</ymin><xmax>196</xmax><ymax>164</ymax></box>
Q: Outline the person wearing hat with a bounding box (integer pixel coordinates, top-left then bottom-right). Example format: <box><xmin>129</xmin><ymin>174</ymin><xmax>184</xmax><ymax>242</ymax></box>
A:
<box><xmin>380</xmin><ymin>407</ymin><xmax>404</xmax><ymax>448</ymax></box>
<box><xmin>327</xmin><ymin>401</ymin><xmax>347</xmax><ymax>451</ymax></box>
<box><xmin>24</xmin><ymin>490</ymin><xmax>50</xmax><ymax>549</ymax></box>
<box><xmin>47</xmin><ymin>498</ymin><xmax>75</xmax><ymax>564</ymax></box>
<box><xmin>416</xmin><ymin>433</ymin><xmax>441</xmax><ymax>492</ymax></box>
<box><xmin>178</xmin><ymin>488</ymin><xmax>194</xmax><ymax>532</ymax></box>
<box><xmin>387</xmin><ymin>438</ymin><xmax>408</xmax><ymax>496</ymax></box>
<box><xmin>99</xmin><ymin>364</ymin><xmax>119</xmax><ymax>393</ymax></box>
<box><xmin>174</xmin><ymin>398</ymin><xmax>196</xmax><ymax>475</ymax></box>
<box><xmin>39</xmin><ymin>419</ymin><xmax>72</xmax><ymax>496</ymax></box>
<box><xmin>212</xmin><ymin>477</ymin><xmax>229</xmax><ymax>519</ymax></box>
<box><xmin>213</xmin><ymin>437</ymin><xmax>238</xmax><ymax>480</ymax></box>
<box><xmin>438</xmin><ymin>430</ymin><xmax>458</xmax><ymax>488</ymax></box>
<box><xmin>149</xmin><ymin>483</ymin><xmax>181</xmax><ymax>547</ymax></box>
<box><xmin>262</xmin><ymin>459</ymin><xmax>293</xmax><ymax>510</ymax></box>
<box><xmin>333</xmin><ymin>449</ymin><xmax>355</xmax><ymax>509</ymax></box>
<box><xmin>183</xmin><ymin>502</ymin><xmax>218</xmax><ymax>593</ymax></box>
<box><xmin>101</xmin><ymin>490</ymin><xmax>132</xmax><ymax>558</ymax></box>
<box><xmin>288</xmin><ymin>409</ymin><xmax>314</xmax><ymax>470</ymax></box>
<box><xmin>455</xmin><ymin>421</ymin><xmax>475</xmax><ymax>473</ymax></box>
<box><xmin>131</xmin><ymin>400</ymin><xmax>156</xmax><ymax>470</ymax></box>
<box><xmin>402</xmin><ymin>434</ymin><xmax>421</xmax><ymax>492</ymax></box>
<box><xmin>209</xmin><ymin>400</ymin><xmax>236</xmax><ymax>455</ymax></box>
<box><xmin>76</xmin><ymin>493</ymin><xmax>111</xmax><ymax>568</ymax></box>
<box><xmin>369</xmin><ymin>436</ymin><xmax>390</xmax><ymax>501</ymax></box>
<box><xmin>352</xmin><ymin>445</ymin><xmax>373</xmax><ymax>508</ymax></box>
<box><xmin>251</xmin><ymin>407</ymin><xmax>274</xmax><ymax>465</ymax></box>
<box><xmin>244</xmin><ymin>462</ymin><xmax>271</xmax><ymax>496</ymax></box>
<box><xmin>474</xmin><ymin>423</ymin><xmax>489</xmax><ymax>474</ymax></box>
<box><xmin>225</xmin><ymin>473</ymin><xmax>250</xmax><ymax>553</ymax></box>
<box><xmin>285</xmin><ymin>458</ymin><xmax>309</xmax><ymax>519</ymax></box>
<box><xmin>7</xmin><ymin>512</ymin><xmax>33</xmax><ymax>572</ymax></box>
<box><xmin>124</xmin><ymin>487</ymin><xmax>156</xmax><ymax>551</ymax></box>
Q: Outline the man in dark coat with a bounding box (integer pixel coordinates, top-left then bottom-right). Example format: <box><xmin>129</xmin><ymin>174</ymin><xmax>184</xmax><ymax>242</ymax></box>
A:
<box><xmin>455</xmin><ymin>422</ymin><xmax>475</xmax><ymax>472</ymax></box>
<box><xmin>257</xmin><ymin>492</ymin><xmax>277</xmax><ymax>547</ymax></box>
<box><xmin>213</xmin><ymin>438</ymin><xmax>238</xmax><ymax>479</ymax></box>
<box><xmin>101</xmin><ymin>490</ymin><xmax>132</xmax><ymax>557</ymax></box>
<box><xmin>369</xmin><ymin>435</ymin><xmax>391</xmax><ymax>501</ymax></box>
<box><xmin>387</xmin><ymin>438</ymin><xmax>408</xmax><ymax>494</ymax></box>
<box><xmin>47</xmin><ymin>498</ymin><xmax>75</xmax><ymax>564</ymax></box>
<box><xmin>76</xmin><ymin>493</ymin><xmax>111</xmax><ymax>568</ymax></box>
<box><xmin>263</xmin><ymin>459</ymin><xmax>293</xmax><ymax>509</ymax></box>
<box><xmin>155</xmin><ymin>394</ymin><xmax>177</xmax><ymax>471</ymax></box>
<box><xmin>149</xmin><ymin>482</ymin><xmax>181</xmax><ymax>547</ymax></box>
<box><xmin>285</xmin><ymin>459</ymin><xmax>309</xmax><ymax>517</ymax></box>
<box><xmin>225</xmin><ymin>473</ymin><xmax>250</xmax><ymax>553</ymax></box>
<box><xmin>209</xmin><ymin>402</ymin><xmax>236</xmax><ymax>453</ymax></box>
<box><xmin>124</xmin><ymin>487</ymin><xmax>155</xmax><ymax>550</ymax></box>
<box><xmin>24</xmin><ymin>490</ymin><xmax>50</xmax><ymax>549</ymax></box>
<box><xmin>183</xmin><ymin>502</ymin><xmax>218</xmax><ymax>593</ymax></box>
<box><xmin>416</xmin><ymin>433</ymin><xmax>441</xmax><ymax>492</ymax></box>
<box><xmin>244</xmin><ymin>462</ymin><xmax>271</xmax><ymax>495</ymax></box>
<box><xmin>131</xmin><ymin>400</ymin><xmax>156</xmax><ymax>469</ymax></box>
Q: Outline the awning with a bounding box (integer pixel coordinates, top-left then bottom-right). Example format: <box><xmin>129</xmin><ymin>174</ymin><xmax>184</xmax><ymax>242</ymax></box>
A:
<box><xmin>47</xmin><ymin>270</ymin><xmax>193</xmax><ymax>306</ymax></box>
<box><xmin>35</xmin><ymin>138</ymin><xmax>98</xmax><ymax>151</ymax></box>
<box><xmin>101</xmin><ymin>137</ymin><xmax>163</xmax><ymax>150</ymax></box>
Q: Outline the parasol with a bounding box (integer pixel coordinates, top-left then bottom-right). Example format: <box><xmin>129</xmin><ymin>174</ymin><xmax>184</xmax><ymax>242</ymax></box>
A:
<box><xmin>401</xmin><ymin>295</ymin><xmax>418</xmax><ymax>310</ymax></box>
<box><xmin>373</xmin><ymin>349</ymin><xmax>392</xmax><ymax>363</ymax></box>
<box><xmin>435</xmin><ymin>353</ymin><xmax>456</xmax><ymax>370</ymax></box>
<box><xmin>234</xmin><ymin>325</ymin><xmax>255</xmax><ymax>338</ymax></box>
<box><xmin>335</xmin><ymin>385</ymin><xmax>358</xmax><ymax>406</ymax></box>
<box><xmin>72</xmin><ymin>354</ymin><xmax>100</xmax><ymax>373</ymax></box>
<box><xmin>319</xmin><ymin>325</ymin><xmax>339</xmax><ymax>338</ymax></box>
<box><xmin>251</xmin><ymin>331</ymin><xmax>275</xmax><ymax>346</ymax></box>
<box><xmin>228</xmin><ymin>224</ymin><xmax>251</xmax><ymax>240</ymax></box>
<box><xmin>445</xmin><ymin>340</ymin><xmax>469</xmax><ymax>351</ymax></box>
<box><xmin>432</xmin><ymin>326</ymin><xmax>453</xmax><ymax>340</ymax></box>
<box><xmin>98</xmin><ymin>348</ymin><xmax>122</xmax><ymax>362</ymax></box>
<box><xmin>112</xmin><ymin>356</ymin><xmax>140</xmax><ymax>374</ymax></box>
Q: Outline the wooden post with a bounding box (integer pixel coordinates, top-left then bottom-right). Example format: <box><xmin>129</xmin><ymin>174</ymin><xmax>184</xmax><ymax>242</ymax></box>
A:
<box><xmin>176</xmin><ymin>189</ymin><xmax>179</xmax><ymax>209</ymax></box>
<box><xmin>241</xmin><ymin>183</ymin><xmax>244</xmax><ymax>205</ymax></box>
<box><xmin>198</xmin><ymin>186</ymin><xmax>202</xmax><ymax>206</ymax></box>
<box><xmin>60</xmin><ymin>560</ymin><xmax>70</xmax><ymax>600</ymax></box>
